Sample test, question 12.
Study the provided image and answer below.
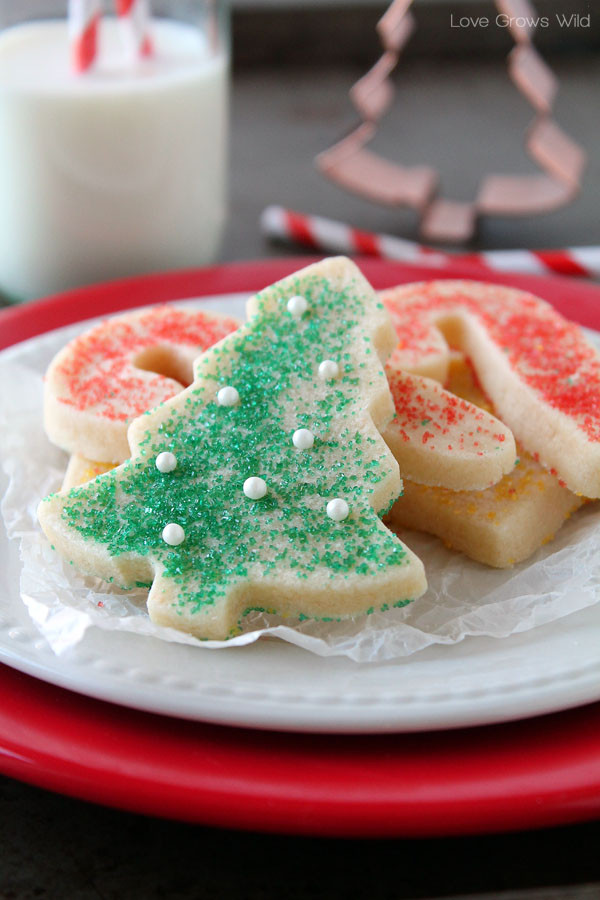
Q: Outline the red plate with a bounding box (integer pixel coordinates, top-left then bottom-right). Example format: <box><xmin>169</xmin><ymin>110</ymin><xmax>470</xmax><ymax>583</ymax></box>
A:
<box><xmin>2</xmin><ymin>257</ymin><xmax>600</xmax><ymax>837</ymax></box>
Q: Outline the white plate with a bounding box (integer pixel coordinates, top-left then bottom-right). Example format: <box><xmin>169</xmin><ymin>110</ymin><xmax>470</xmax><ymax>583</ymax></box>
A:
<box><xmin>1</xmin><ymin>294</ymin><xmax>600</xmax><ymax>734</ymax></box>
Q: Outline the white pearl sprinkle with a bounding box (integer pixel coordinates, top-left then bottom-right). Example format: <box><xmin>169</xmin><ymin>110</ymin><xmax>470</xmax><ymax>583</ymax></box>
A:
<box><xmin>292</xmin><ymin>428</ymin><xmax>315</xmax><ymax>450</ymax></box>
<box><xmin>155</xmin><ymin>452</ymin><xmax>177</xmax><ymax>473</ymax></box>
<box><xmin>217</xmin><ymin>386</ymin><xmax>240</xmax><ymax>407</ymax></box>
<box><xmin>318</xmin><ymin>359</ymin><xmax>339</xmax><ymax>380</ymax></box>
<box><xmin>287</xmin><ymin>295</ymin><xmax>308</xmax><ymax>318</ymax></box>
<box><xmin>243</xmin><ymin>476</ymin><xmax>267</xmax><ymax>500</ymax></box>
<box><xmin>162</xmin><ymin>523</ymin><xmax>185</xmax><ymax>546</ymax></box>
<box><xmin>326</xmin><ymin>498</ymin><xmax>349</xmax><ymax>522</ymax></box>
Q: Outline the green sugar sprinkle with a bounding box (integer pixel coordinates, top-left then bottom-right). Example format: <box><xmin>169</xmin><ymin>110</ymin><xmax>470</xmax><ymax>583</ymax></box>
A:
<box><xmin>57</xmin><ymin>272</ymin><xmax>410</xmax><ymax>616</ymax></box>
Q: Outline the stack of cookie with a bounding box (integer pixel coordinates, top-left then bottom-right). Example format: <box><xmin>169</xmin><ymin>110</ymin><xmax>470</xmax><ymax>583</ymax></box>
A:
<box><xmin>38</xmin><ymin>259</ymin><xmax>600</xmax><ymax>640</ymax></box>
<box><xmin>382</xmin><ymin>280</ymin><xmax>598</xmax><ymax>567</ymax></box>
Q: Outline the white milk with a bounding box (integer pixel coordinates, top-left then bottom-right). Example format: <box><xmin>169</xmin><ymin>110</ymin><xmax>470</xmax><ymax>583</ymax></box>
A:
<box><xmin>0</xmin><ymin>18</ymin><xmax>228</xmax><ymax>301</ymax></box>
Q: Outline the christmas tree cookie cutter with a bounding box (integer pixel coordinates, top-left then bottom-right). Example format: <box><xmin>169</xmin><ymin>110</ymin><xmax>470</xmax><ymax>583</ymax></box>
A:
<box><xmin>316</xmin><ymin>0</ymin><xmax>586</xmax><ymax>242</ymax></box>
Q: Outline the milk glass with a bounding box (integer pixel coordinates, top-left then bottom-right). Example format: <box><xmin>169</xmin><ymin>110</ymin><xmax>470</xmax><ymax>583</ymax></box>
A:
<box><xmin>0</xmin><ymin>1</ymin><xmax>229</xmax><ymax>303</ymax></box>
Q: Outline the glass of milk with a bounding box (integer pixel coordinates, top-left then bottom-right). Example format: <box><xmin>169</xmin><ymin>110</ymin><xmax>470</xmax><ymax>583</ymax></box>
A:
<box><xmin>0</xmin><ymin>1</ymin><xmax>229</xmax><ymax>303</ymax></box>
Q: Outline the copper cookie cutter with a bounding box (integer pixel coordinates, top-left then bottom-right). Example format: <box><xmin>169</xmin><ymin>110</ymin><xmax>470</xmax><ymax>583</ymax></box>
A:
<box><xmin>316</xmin><ymin>0</ymin><xmax>586</xmax><ymax>242</ymax></box>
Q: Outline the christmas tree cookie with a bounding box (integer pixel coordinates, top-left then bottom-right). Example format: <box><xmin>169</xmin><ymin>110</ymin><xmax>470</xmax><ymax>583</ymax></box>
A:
<box><xmin>39</xmin><ymin>258</ymin><xmax>427</xmax><ymax>640</ymax></box>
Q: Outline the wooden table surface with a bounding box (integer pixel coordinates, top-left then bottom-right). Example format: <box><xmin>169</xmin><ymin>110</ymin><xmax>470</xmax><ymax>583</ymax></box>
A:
<box><xmin>2</xmin><ymin>50</ymin><xmax>600</xmax><ymax>899</ymax></box>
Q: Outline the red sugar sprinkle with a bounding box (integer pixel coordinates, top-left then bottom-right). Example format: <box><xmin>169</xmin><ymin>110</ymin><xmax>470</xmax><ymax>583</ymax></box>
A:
<box><xmin>55</xmin><ymin>306</ymin><xmax>239</xmax><ymax>422</ymax></box>
<box><xmin>387</xmin><ymin>370</ymin><xmax>510</xmax><ymax>458</ymax></box>
<box><xmin>384</xmin><ymin>283</ymin><xmax>600</xmax><ymax>442</ymax></box>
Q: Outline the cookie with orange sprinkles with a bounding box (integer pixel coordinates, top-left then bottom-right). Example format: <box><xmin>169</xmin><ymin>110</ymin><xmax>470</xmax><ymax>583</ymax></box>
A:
<box><xmin>38</xmin><ymin>258</ymin><xmax>427</xmax><ymax>641</ymax></box>
<box><xmin>382</xmin><ymin>280</ymin><xmax>600</xmax><ymax>498</ymax></box>
<box><xmin>62</xmin><ymin>456</ymin><xmax>115</xmax><ymax>492</ymax></box>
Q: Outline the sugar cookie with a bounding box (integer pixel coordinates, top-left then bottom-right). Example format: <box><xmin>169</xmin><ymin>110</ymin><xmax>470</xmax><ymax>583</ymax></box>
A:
<box><xmin>383</xmin><ymin>367</ymin><xmax>516</xmax><ymax>491</ymax></box>
<box><xmin>388</xmin><ymin>355</ymin><xmax>585</xmax><ymax>568</ymax></box>
<box><xmin>62</xmin><ymin>455</ymin><xmax>114</xmax><ymax>491</ymax></box>
<box><xmin>63</xmin><ymin>366</ymin><xmax>517</xmax><ymax>495</ymax></box>
<box><xmin>39</xmin><ymin>258</ymin><xmax>427</xmax><ymax>640</ymax></box>
<box><xmin>61</xmin><ymin>374</ymin><xmax>517</xmax><ymax>496</ymax></box>
<box><xmin>44</xmin><ymin>305</ymin><xmax>239</xmax><ymax>463</ymax></box>
<box><xmin>382</xmin><ymin>280</ymin><xmax>600</xmax><ymax>498</ymax></box>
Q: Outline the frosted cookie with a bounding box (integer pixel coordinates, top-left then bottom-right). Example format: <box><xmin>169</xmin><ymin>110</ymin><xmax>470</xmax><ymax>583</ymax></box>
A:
<box><xmin>383</xmin><ymin>367</ymin><xmax>516</xmax><ymax>491</ymax></box>
<box><xmin>382</xmin><ymin>280</ymin><xmax>600</xmax><ymax>498</ymax></box>
<box><xmin>388</xmin><ymin>356</ymin><xmax>585</xmax><ymax>568</ymax></box>
<box><xmin>39</xmin><ymin>258</ymin><xmax>427</xmax><ymax>640</ymax></box>
<box><xmin>44</xmin><ymin>305</ymin><xmax>240</xmax><ymax>463</ymax></box>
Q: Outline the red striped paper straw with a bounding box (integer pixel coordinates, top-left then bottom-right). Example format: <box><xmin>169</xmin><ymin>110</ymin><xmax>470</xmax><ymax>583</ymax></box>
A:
<box><xmin>116</xmin><ymin>0</ymin><xmax>154</xmax><ymax>59</ymax></box>
<box><xmin>69</xmin><ymin>0</ymin><xmax>153</xmax><ymax>73</ymax></box>
<box><xmin>261</xmin><ymin>206</ymin><xmax>600</xmax><ymax>280</ymax></box>
<box><xmin>69</xmin><ymin>0</ymin><xmax>101</xmax><ymax>73</ymax></box>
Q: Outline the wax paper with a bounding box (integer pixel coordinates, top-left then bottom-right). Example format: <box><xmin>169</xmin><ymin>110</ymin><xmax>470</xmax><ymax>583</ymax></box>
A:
<box><xmin>1</xmin><ymin>318</ymin><xmax>600</xmax><ymax>663</ymax></box>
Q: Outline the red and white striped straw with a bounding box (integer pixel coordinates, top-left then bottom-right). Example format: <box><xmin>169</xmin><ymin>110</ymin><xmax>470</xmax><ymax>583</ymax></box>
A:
<box><xmin>261</xmin><ymin>206</ymin><xmax>600</xmax><ymax>280</ymax></box>
<box><xmin>115</xmin><ymin>0</ymin><xmax>154</xmax><ymax>59</ymax></box>
<box><xmin>69</xmin><ymin>0</ymin><xmax>153</xmax><ymax>73</ymax></box>
<box><xmin>69</xmin><ymin>0</ymin><xmax>101</xmax><ymax>73</ymax></box>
